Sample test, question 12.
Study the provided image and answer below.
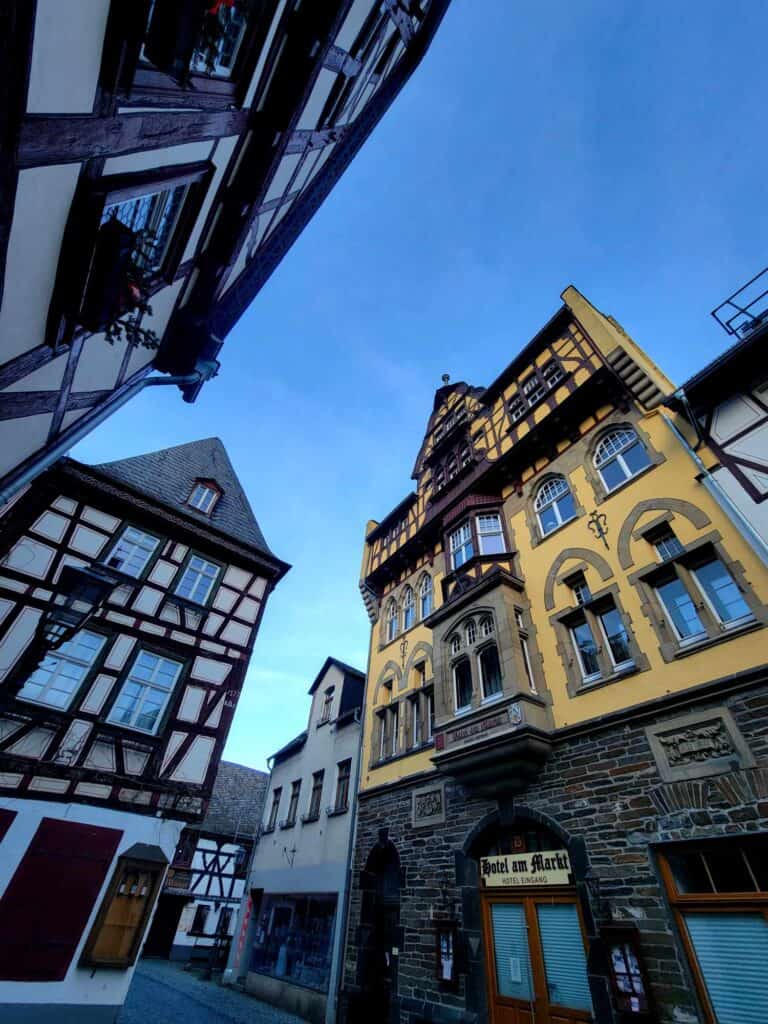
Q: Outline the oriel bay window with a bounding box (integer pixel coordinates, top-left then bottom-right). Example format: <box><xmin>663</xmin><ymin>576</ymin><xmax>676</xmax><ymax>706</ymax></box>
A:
<box><xmin>448</xmin><ymin>511</ymin><xmax>507</xmax><ymax>570</ymax></box>
<box><xmin>18</xmin><ymin>630</ymin><xmax>106</xmax><ymax>709</ymax></box>
<box><xmin>453</xmin><ymin>658</ymin><xmax>473</xmax><ymax>711</ymax></box>
<box><xmin>108</xmin><ymin>650</ymin><xmax>183</xmax><ymax>734</ymax></box>
<box><xmin>635</xmin><ymin>540</ymin><xmax>763</xmax><ymax>660</ymax></box>
<box><xmin>478</xmin><ymin>643</ymin><xmax>503</xmax><ymax>700</ymax></box>
<box><xmin>659</xmin><ymin>838</ymin><xmax>768</xmax><ymax>1024</ymax></box>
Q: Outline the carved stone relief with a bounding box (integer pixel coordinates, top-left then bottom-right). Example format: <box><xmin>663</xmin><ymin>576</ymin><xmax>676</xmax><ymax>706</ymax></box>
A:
<box><xmin>645</xmin><ymin>708</ymin><xmax>755</xmax><ymax>782</ymax></box>
<box><xmin>412</xmin><ymin>782</ymin><xmax>446</xmax><ymax>828</ymax></box>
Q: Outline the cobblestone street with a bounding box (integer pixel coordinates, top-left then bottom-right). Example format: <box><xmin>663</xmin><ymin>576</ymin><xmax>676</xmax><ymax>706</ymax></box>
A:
<box><xmin>118</xmin><ymin>961</ymin><xmax>304</xmax><ymax>1024</ymax></box>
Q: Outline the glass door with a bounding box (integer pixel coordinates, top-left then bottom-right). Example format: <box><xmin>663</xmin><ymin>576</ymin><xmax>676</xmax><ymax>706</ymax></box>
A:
<box><xmin>483</xmin><ymin>895</ymin><xmax>593</xmax><ymax>1024</ymax></box>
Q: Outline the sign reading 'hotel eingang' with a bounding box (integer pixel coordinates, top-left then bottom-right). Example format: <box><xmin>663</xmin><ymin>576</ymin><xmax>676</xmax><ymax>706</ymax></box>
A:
<box><xmin>479</xmin><ymin>849</ymin><xmax>572</xmax><ymax>888</ymax></box>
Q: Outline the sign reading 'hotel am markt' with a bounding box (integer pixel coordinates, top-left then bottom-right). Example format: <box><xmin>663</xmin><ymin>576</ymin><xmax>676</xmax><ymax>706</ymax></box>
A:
<box><xmin>480</xmin><ymin>850</ymin><xmax>572</xmax><ymax>888</ymax></box>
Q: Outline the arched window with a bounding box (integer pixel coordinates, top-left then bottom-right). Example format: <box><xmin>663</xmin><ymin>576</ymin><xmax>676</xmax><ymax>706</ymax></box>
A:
<box><xmin>465</xmin><ymin>619</ymin><xmax>477</xmax><ymax>645</ymax></box>
<box><xmin>450</xmin><ymin>634</ymin><xmax>461</xmax><ymax>656</ymax></box>
<box><xmin>480</xmin><ymin>616</ymin><xmax>494</xmax><ymax>638</ymax></box>
<box><xmin>385</xmin><ymin>599</ymin><xmax>399</xmax><ymax>643</ymax></box>
<box><xmin>594</xmin><ymin>428</ymin><xmax>650</xmax><ymax>491</ymax></box>
<box><xmin>419</xmin><ymin>574</ymin><xmax>433</xmax><ymax>619</ymax></box>
<box><xmin>534</xmin><ymin>476</ymin><xmax>576</xmax><ymax>535</ymax></box>
<box><xmin>402</xmin><ymin>586</ymin><xmax>415</xmax><ymax>630</ymax></box>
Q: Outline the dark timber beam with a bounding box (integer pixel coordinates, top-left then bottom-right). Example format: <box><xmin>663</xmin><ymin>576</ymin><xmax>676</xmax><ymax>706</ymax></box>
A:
<box><xmin>17</xmin><ymin>109</ymin><xmax>249</xmax><ymax>168</ymax></box>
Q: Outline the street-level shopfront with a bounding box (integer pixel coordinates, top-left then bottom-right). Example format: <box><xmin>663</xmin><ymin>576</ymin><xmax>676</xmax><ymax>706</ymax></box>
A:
<box><xmin>341</xmin><ymin>686</ymin><xmax>768</xmax><ymax>1024</ymax></box>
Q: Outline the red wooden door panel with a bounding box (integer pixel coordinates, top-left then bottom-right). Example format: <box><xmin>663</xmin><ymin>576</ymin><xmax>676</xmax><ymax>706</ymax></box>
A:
<box><xmin>0</xmin><ymin>817</ymin><xmax>122</xmax><ymax>981</ymax></box>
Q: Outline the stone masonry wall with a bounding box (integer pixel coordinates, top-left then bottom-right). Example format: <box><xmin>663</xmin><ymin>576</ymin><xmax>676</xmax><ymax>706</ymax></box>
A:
<box><xmin>342</xmin><ymin>680</ymin><xmax>768</xmax><ymax>1024</ymax></box>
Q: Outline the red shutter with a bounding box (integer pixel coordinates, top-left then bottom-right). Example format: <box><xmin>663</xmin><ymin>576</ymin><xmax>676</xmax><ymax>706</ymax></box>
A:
<box><xmin>0</xmin><ymin>809</ymin><xmax>16</xmax><ymax>843</ymax></box>
<box><xmin>0</xmin><ymin>817</ymin><xmax>122</xmax><ymax>981</ymax></box>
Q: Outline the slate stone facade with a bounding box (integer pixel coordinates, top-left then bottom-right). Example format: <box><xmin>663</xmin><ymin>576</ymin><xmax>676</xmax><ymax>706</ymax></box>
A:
<box><xmin>342</xmin><ymin>676</ymin><xmax>768</xmax><ymax>1024</ymax></box>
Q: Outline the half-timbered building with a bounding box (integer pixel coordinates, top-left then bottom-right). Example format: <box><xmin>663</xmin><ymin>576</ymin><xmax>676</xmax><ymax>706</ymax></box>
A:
<box><xmin>0</xmin><ymin>0</ymin><xmax>452</xmax><ymax>503</ymax></box>
<box><xmin>227</xmin><ymin>657</ymin><xmax>364</xmax><ymax>1024</ymax></box>
<box><xmin>342</xmin><ymin>287</ymin><xmax>768</xmax><ymax>1024</ymax></box>
<box><xmin>0</xmin><ymin>436</ymin><xmax>288</xmax><ymax>1023</ymax></box>
<box><xmin>144</xmin><ymin>759</ymin><xmax>268</xmax><ymax>964</ymax></box>
<box><xmin>665</xmin><ymin>267</ymin><xmax>768</xmax><ymax>564</ymax></box>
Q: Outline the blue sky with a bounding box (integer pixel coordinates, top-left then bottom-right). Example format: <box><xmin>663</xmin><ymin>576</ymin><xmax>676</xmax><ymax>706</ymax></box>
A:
<box><xmin>75</xmin><ymin>0</ymin><xmax>768</xmax><ymax>771</ymax></box>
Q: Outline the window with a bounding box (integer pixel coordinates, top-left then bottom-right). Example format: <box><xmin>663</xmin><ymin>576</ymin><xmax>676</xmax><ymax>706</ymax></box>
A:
<box><xmin>447</xmin><ymin>454</ymin><xmax>459</xmax><ymax>481</ymax></box>
<box><xmin>515</xmin><ymin>609</ymin><xmax>537</xmax><ymax>693</ymax></box>
<box><xmin>522</xmin><ymin>373</ymin><xmax>547</xmax><ymax>405</ymax></box>
<box><xmin>175</xmin><ymin>554</ymin><xmax>219</xmax><ymax>605</ymax></box>
<box><xmin>477</xmin><ymin>513</ymin><xmax>505</xmax><ymax>555</ymax></box>
<box><xmin>453</xmin><ymin>659</ymin><xmax>473</xmax><ymax>710</ymax></box>
<box><xmin>434</xmin><ymin>466</ymin><xmax>446</xmax><ymax>491</ymax></box>
<box><xmin>509</xmin><ymin>393</ymin><xmax>526</xmax><ymax>423</ymax></box>
<box><xmin>653</xmin><ymin>527</ymin><xmax>684</xmax><ymax>561</ymax></box>
<box><xmin>378</xmin><ymin>709</ymin><xmax>387</xmax><ymax>760</ymax></box>
<box><xmin>285</xmin><ymin>781</ymin><xmax>301</xmax><ymax>827</ymax></box>
<box><xmin>426</xmin><ymin>688</ymin><xmax>435</xmax><ymax>741</ymax></box>
<box><xmin>651</xmin><ymin>552</ymin><xmax>754</xmax><ymax>651</ymax></box>
<box><xmin>81</xmin><ymin>852</ymin><xmax>167</xmax><ymax>966</ymax></box>
<box><xmin>188</xmin><ymin>482</ymin><xmax>219</xmax><ymax>514</ymax></box>
<box><xmin>598</xmin><ymin>606</ymin><xmax>633</xmax><ymax>669</ymax></box>
<box><xmin>571</xmin><ymin>619</ymin><xmax>601</xmax><ymax>683</ymax></box>
<box><xmin>334</xmin><ymin>760</ymin><xmax>351</xmax><ymax>812</ymax></box>
<box><xmin>18</xmin><ymin>630</ymin><xmax>105</xmax><ymax>709</ymax></box>
<box><xmin>249</xmin><ymin>893</ymin><xmax>338</xmax><ymax>994</ymax></box>
<box><xmin>480</xmin><ymin>616</ymin><xmax>494</xmax><ymax>638</ymax></box>
<box><xmin>535</xmin><ymin>476</ymin><xmax>576</xmax><ymax>536</ymax></box>
<box><xmin>460</xmin><ymin>442</ymin><xmax>472</xmax><ymax>468</ymax></box>
<box><xmin>319</xmin><ymin>687</ymin><xmax>334</xmax><ymax>724</ymax></box>
<box><xmin>217</xmin><ymin>907</ymin><xmax>234</xmax><ymax>936</ymax></box>
<box><xmin>306</xmin><ymin>771</ymin><xmax>324</xmax><ymax>821</ymax></box>
<box><xmin>479</xmin><ymin>644</ymin><xmax>503</xmax><ymax>699</ymax></box>
<box><xmin>266</xmin><ymin>788</ymin><xmax>281</xmax><ymax>831</ymax></box>
<box><xmin>385</xmin><ymin>599</ymin><xmax>399</xmax><ymax>643</ymax></box>
<box><xmin>191</xmin><ymin>904</ymin><xmax>210</xmax><ymax>936</ymax></box>
<box><xmin>465</xmin><ymin>619</ymin><xmax>477</xmax><ymax>645</ymax></box>
<box><xmin>542</xmin><ymin>360</ymin><xmax>564</xmax><ymax>388</ymax></box>
<box><xmin>413</xmin><ymin>661</ymin><xmax>427</xmax><ymax>688</ymax></box>
<box><xmin>108</xmin><ymin>650</ymin><xmax>182</xmax><ymax>734</ymax></box>
<box><xmin>594</xmin><ymin>428</ymin><xmax>651</xmax><ymax>491</ymax></box>
<box><xmin>660</xmin><ymin>838</ymin><xmax>768</xmax><ymax>1024</ymax></box>
<box><xmin>101</xmin><ymin>183</ymin><xmax>189</xmax><ymax>275</ymax></box>
<box><xmin>569</xmin><ymin>572</ymin><xmax>592</xmax><ymax>606</ymax></box>
<box><xmin>390</xmin><ymin>703</ymin><xmax>399</xmax><ymax>757</ymax></box>
<box><xmin>450</xmin><ymin>634</ymin><xmax>461</xmax><ymax>656</ymax></box>
<box><xmin>449</xmin><ymin>522</ymin><xmax>474</xmax><ymax>568</ymax></box>
<box><xmin>419</xmin><ymin>575</ymin><xmax>433</xmax><ymax>619</ymax></box>
<box><xmin>402</xmin><ymin>587</ymin><xmax>415</xmax><ymax>630</ymax></box>
<box><xmin>410</xmin><ymin>695</ymin><xmax>422</xmax><ymax>748</ymax></box>
<box><xmin>105</xmin><ymin>526</ymin><xmax>159</xmax><ymax>577</ymax></box>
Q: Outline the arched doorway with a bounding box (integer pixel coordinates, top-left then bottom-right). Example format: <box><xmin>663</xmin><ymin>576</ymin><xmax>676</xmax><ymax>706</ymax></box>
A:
<box><xmin>467</xmin><ymin>814</ymin><xmax>594</xmax><ymax>1024</ymax></box>
<box><xmin>354</xmin><ymin>833</ymin><xmax>402</xmax><ymax>1024</ymax></box>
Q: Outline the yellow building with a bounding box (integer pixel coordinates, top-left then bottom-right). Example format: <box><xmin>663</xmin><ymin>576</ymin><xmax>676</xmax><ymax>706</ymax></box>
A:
<box><xmin>341</xmin><ymin>288</ymin><xmax>768</xmax><ymax>1024</ymax></box>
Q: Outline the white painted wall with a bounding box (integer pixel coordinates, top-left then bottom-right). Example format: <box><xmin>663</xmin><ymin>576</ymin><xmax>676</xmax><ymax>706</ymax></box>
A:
<box><xmin>27</xmin><ymin>0</ymin><xmax>111</xmax><ymax>114</ymax></box>
<box><xmin>0</xmin><ymin>797</ymin><xmax>183</xmax><ymax>1010</ymax></box>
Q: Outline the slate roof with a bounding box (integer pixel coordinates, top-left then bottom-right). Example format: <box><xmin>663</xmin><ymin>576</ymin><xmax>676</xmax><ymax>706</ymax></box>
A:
<box><xmin>93</xmin><ymin>437</ymin><xmax>273</xmax><ymax>557</ymax></box>
<box><xmin>195</xmin><ymin>761</ymin><xmax>269</xmax><ymax>838</ymax></box>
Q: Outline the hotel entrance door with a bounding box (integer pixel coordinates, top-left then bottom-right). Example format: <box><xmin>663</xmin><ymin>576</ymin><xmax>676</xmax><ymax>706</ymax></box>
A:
<box><xmin>481</xmin><ymin>894</ymin><xmax>593</xmax><ymax>1024</ymax></box>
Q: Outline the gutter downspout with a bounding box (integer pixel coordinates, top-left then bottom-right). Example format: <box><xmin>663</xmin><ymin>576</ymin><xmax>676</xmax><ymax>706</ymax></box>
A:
<box><xmin>0</xmin><ymin>363</ymin><xmax>218</xmax><ymax>508</ymax></box>
<box><xmin>661</xmin><ymin>399</ymin><xmax>768</xmax><ymax>566</ymax></box>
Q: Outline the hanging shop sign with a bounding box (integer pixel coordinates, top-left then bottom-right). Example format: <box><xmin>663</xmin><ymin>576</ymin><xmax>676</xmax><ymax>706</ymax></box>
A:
<box><xmin>480</xmin><ymin>849</ymin><xmax>572</xmax><ymax>888</ymax></box>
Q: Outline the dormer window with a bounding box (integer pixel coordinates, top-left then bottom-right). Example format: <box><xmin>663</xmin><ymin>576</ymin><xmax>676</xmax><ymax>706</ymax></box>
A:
<box><xmin>188</xmin><ymin>481</ymin><xmax>220</xmax><ymax>514</ymax></box>
<box><xmin>320</xmin><ymin>687</ymin><xmax>334</xmax><ymax>724</ymax></box>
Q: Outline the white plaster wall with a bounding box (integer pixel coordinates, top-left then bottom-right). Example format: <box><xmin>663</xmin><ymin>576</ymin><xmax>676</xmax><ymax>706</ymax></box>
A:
<box><xmin>249</xmin><ymin>664</ymin><xmax>362</xmax><ymax>894</ymax></box>
<box><xmin>183</xmin><ymin>135</ymin><xmax>240</xmax><ymax>262</ymax></box>
<box><xmin>0</xmin><ymin>797</ymin><xmax>183</xmax><ymax>1009</ymax></box>
<box><xmin>103</xmin><ymin>141</ymin><xmax>215</xmax><ymax>177</ymax></box>
<box><xmin>27</xmin><ymin>0</ymin><xmax>111</xmax><ymax>114</ymax></box>
<box><xmin>711</xmin><ymin>465</ymin><xmax>768</xmax><ymax>549</ymax></box>
<box><xmin>0</xmin><ymin>164</ymin><xmax>81</xmax><ymax>363</ymax></box>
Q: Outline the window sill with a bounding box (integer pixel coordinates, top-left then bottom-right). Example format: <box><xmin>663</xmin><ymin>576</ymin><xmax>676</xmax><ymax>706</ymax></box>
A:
<box><xmin>672</xmin><ymin>618</ymin><xmax>762</xmax><ymax>660</ymax></box>
<box><xmin>261</xmin><ymin>826</ymin><xmax>276</xmax><ymax>836</ymax></box>
<box><xmin>454</xmin><ymin>705</ymin><xmax>473</xmax><ymax>717</ymax></box>
<box><xmin>375</xmin><ymin>741</ymin><xmax>435</xmax><ymax>768</ymax></box>
<box><xmin>572</xmin><ymin>663</ymin><xmax>641</xmax><ymax>696</ymax></box>
<box><xmin>326</xmin><ymin>805</ymin><xmax>349</xmax><ymax>818</ymax></box>
<box><xmin>279</xmin><ymin>821</ymin><xmax>296</xmax><ymax>831</ymax></box>
<box><xmin>300</xmin><ymin>814</ymin><xmax>320</xmax><ymax>825</ymax></box>
<box><xmin>481</xmin><ymin>692</ymin><xmax>504</xmax><ymax>706</ymax></box>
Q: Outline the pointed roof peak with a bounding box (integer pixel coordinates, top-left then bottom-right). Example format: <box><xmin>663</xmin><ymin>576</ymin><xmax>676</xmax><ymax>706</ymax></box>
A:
<box><xmin>93</xmin><ymin>437</ymin><xmax>273</xmax><ymax>557</ymax></box>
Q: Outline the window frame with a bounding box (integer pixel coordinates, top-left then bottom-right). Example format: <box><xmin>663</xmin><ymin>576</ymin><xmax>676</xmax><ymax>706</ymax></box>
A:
<box><xmin>319</xmin><ymin>687</ymin><xmax>334</xmax><ymax>724</ymax></box>
<box><xmin>333</xmin><ymin>759</ymin><xmax>351</xmax><ymax>813</ymax></box>
<box><xmin>106</xmin><ymin>647</ymin><xmax>184</xmax><ymax>736</ymax></box>
<box><xmin>594</xmin><ymin>427</ymin><xmax>652</xmax><ymax>493</ymax></box>
<box><xmin>452</xmin><ymin>656</ymin><xmax>474</xmax><ymax>713</ymax></box>
<box><xmin>402</xmin><ymin>586</ymin><xmax>415</xmax><ymax>631</ymax></box>
<box><xmin>102</xmin><ymin>523</ymin><xmax>162</xmax><ymax>580</ymax></box>
<box><xmin>284</xmin><ymin>780</ymin><xmax>301</xmax><ymax>828</ymax></box>
<box><xmin>187</xmin><ymin>481</ymin><xmax>221</xmax><ymax>515</ymax></box>
<box><xmin>265</xmin><ymin>788</ymin><xmax>281</xmax><ymax>832</ymax></box>
<box><xmin>419</xmin><ymin>574</ymin><xmax>433</xmax><ymax>620</ymax></box>
<box><xmin>172</xmin><ymin>551</ymin><xmax>223</xmax><ymax>608</ymax></box>
<box><xmin>305</xmin><ymin>770</ymin><xmax>324</xmax><ymax>822</ymax></box>
<box><xmin>55</xmin><ymin>162</ymin><xmax>214</xmax><ymax>338</ymax></box>
<box><xmin>534</xmin><ymin>476</ymin><xmax>577</xmax><ymax>537</ymax></box>
<box><xmin>506</xmin><ymin>355</ymin><xmax>568</xmax><ymax>426</ymax></box>
<box><xmin>17</xmin><ymin>628</ymin><xmax>108</xmax><ymax>712</ymax></box>
<box><xmin>478</xmin><ymin>641</ymin><xmax>503</xmax><ymax>702</ymax></box>
<box><xmin>384</xmin><ymin>598</ymin><xmax>399</xmax><ymax>644</ymax></box>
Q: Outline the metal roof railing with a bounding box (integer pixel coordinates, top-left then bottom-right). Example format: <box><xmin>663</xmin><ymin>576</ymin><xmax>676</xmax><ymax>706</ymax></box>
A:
<box><xmin>711</xmin><ymin>266</ymin><xmax>768</xmax><ymax>336</ymax></box>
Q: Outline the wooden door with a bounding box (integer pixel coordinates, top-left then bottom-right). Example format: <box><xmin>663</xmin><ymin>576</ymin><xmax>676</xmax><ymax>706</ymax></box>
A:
<box><xmin>482</xmin><ymin>893</ymin><xmax>593</xmax><ymax>1024</ymax></box>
